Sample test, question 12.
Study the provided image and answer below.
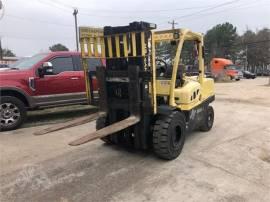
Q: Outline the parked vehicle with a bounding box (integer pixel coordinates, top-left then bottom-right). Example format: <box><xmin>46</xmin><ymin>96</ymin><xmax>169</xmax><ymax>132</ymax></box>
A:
<box><xmin>225</xmin><ymin>65</ymin><xmax>243</xmax><ymax>80</ymax></box>
<box><xmin>243</xmin><ymin>70</ymin><xmax>256</xmax><ymax>79</ymax></box>
<box><xmin>0</xmin><ymin>64</ymin><xmax>9</xmax><ymax>70</ymax></box>
<box><xmin>0</xmin><ymin>64</ymin><xmax>9</xmax><ymax>68</ymax></box>
<box><xmin>210</xmin><ymin>58</ymin><xmax>242</xmax><ymax>81</ymax></box>
<box><xmin>0</xmin><ymin>51</ymin><xmax>103</xmax><ymax>131</ymax></box>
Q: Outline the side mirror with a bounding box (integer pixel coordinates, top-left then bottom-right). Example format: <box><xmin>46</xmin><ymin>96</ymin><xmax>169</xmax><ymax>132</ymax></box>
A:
<box><xmin>42</xmin><ymin>62</ymin><xmax>53</xmax><ymax>74</ymax></box>
<box><xmin>38</xmin><ymin>62</ymin><xmax>53</xmax><ymax>78</ymax></box>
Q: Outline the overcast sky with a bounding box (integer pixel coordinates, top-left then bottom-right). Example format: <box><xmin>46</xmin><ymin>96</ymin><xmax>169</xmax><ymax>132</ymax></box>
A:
<box><xmin>0</xmin><ymin>0</ymin><xmax>269</xmax><ymax>56</ymax></box>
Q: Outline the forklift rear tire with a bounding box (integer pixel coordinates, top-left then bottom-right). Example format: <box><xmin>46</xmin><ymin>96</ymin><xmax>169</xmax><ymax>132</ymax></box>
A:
<box><xmin>96</xmin><ymin>116</ymin><xmax>112</xmax><ymax>144</ymax></box>
<box><xmin>200</xmin><ymin>105</ymin><xmax>214</xmax><ymax>132</ymax></box>
<box><xmin>153</xmin><ymin>111</ymin><xmax>186</xmax><ymax>160</ymax></box>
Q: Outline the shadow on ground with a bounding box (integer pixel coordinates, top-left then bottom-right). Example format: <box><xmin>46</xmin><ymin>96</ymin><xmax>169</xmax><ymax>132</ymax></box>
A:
<box><xmin>24</xmin><ymin>105</ymin><xmax>98</xmax><ymax>128</ymax></box>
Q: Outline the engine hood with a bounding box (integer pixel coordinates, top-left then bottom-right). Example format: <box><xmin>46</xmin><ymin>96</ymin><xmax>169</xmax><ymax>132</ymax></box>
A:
<box><xmin>0</xmin><ymin>69</ymin><xmax>32</xmax><ymax>82</ymax></box>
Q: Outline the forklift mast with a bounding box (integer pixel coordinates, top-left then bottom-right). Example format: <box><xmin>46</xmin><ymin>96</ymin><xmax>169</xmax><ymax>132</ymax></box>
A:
<box><xmin>79</xmin><ymin>22</ymin><xmax>156</xmax><ymax>149</ymax></box>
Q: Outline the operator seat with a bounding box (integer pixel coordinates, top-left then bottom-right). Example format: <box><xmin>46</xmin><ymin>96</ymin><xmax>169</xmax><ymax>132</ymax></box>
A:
<box><xmin>164</xmin><ymin>64</ymin><xmax>186</xmax><ymax>87</ymax></box>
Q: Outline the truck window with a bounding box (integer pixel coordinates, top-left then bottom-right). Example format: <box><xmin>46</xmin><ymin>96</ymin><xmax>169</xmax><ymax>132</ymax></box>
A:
<box><xmin>50</xmin><ymin>57</ymin><xmax>74</xmax><ymax>74</ymax></box>
<box><xmin>72</xmin><ymin>55</ymin><xmax>82</xmax><ymax>71</ymax></box>
<box><xmin>87</xmin><ymin>58</ymin><xmax>102</xmax><ymax>71</ymax></box>
<box><xmin>72</xmin><ymin>56</ymin><xmax>101</xmax><ymax>72</ymax></box>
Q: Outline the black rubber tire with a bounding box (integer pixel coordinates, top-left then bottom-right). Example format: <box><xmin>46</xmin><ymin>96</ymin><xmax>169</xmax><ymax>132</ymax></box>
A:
<box><xmin>96</xmin><ymin>116</ymin><xmax>112</xmax><ymax>144</ymax></box>
<box><xmin>0</xmin><ymin>96</ymin><xmax>26</xmax><ymax>131</ymax></box>
<box><xmin>153</xmin><ymin>111</ymin><xmax>186</xmax><ymax>160</ymax></box>
<box><xmin>200</xmin><ymin>105</ymin><xmax>214</xmax><ymax>132</ymax></box>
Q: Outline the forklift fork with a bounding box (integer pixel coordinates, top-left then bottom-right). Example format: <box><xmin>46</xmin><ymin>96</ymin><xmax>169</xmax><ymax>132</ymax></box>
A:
<box><xmin>69</xmin><ymin>115</ymin><xmax>140</xmax><ymax>146</ymax></box>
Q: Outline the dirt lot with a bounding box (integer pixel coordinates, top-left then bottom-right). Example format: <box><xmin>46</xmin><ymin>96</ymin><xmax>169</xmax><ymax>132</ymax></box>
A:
<box><xmin>0</xmin><ymin>77</ymin><xmax>270</xmax><ymax>202</ymax></box>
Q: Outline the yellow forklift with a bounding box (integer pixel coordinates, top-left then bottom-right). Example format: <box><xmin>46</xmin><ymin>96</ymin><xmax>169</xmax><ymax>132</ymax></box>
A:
<box><xmin>69</xmin><ymin>22</ymin><xmax>215</xmax><ymax>160</ymax></box>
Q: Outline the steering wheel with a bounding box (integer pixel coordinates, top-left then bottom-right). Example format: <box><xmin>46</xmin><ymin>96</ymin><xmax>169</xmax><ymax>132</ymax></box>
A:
<box><xmin>156</xmin><ymin>59</ymin><xmax>168</xmax><ymax>76</ymax></box>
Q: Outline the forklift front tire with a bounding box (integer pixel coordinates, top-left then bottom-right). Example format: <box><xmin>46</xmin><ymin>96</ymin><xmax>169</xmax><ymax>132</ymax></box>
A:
<box><xmin>153</xmin><ymin>111</ymin><xmax>186</xmax><ymax>160</ymax></box>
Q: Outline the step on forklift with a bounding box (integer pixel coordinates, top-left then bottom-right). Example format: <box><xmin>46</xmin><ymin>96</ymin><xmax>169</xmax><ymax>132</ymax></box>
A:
<box><xmin>69</xmin><ymin>22</ymin><xmax>215</xmax><ymax>160</ymax></box>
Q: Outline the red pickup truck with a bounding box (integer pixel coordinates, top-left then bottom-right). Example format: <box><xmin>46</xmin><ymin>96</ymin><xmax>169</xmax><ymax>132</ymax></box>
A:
<box><xmin>0</xmin><ymin>51</ymin><xmax>101</xmax><ymax>131</ymax></box>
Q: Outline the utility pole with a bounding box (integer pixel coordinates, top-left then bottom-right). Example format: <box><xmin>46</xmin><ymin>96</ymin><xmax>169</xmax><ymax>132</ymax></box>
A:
<box><xmin>73</xmin><ymin>8</ymin><xmax>79</xmax><ymax>52</ymax></box>
<box><xmin>0</xmin><ymin>0</ymin><xmax>4</xmax><ymax>20</ymax></box>
<box><xmin>0</xmin><ymin>37</ymin><xmax>3</xmax><ymax>60</ymax></box>
<box><xmin>245</xmin><ymin>45</ymin><xmax>248</xmax><ymax>71</ymax></box>
<box><xmin>168</xmin><ymin>20</ymin><xmax>178</xmax><ymax>30</ymax></box>
<box><xmin>0</xmin><ymin>0</ymin><xmax>4</xmax><ymax>60</ymax></box>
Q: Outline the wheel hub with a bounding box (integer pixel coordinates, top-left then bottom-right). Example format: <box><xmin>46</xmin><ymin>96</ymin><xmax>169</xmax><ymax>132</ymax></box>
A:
<box><xmin>0</xmin><ymin>103</ymin><xmax>20</xmax><ymax>126</ymax></box>
<box><xmin>2</xmin><ymin>109</ymin><xmax>12</xmax><ymax>118</ymax></box>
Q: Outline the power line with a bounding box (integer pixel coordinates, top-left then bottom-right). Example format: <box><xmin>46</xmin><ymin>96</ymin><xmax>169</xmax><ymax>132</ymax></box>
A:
<box><xmin>0</xmin><ymin>0</ymin><xmax>3</xmax><ymax>59</ymax></box>
<box><xmin>38</xmin><ymin>0</ymin><xmax>236</xmax><ymax>21</ymax></box>
<box><xmin>174</xmin><ymin>0</ymin><xmax>263</xmax><ymax>23</ymax></box>
<box><xmin>175</xmin><ymin>0</ymin><xmax>240</xmax><ymax>20</ymax></box>
<box><xmin>36</xmin><ymin>0</ymin><xmax>71</xmax><ymax>13</ymax></box>
<box><xmin>0</xmin><ymin>37</ymin><xmax>3</xmax><ymax>60</ymax></box>
<box><xmin>5</xmin><ymin>14</ymin><xmax>73</xmax><ymax>27</ymax></box>
<box><xmin>157</xmin><ymin>0</ymin><xmax>266</xmax><ymax>27</ymax></box>
<box><xmin>0</xmin><ymin>32</ymin><xmax>74</xmax><ymax>40</ymax></box>
<box><xmin>48</xmin><ymin>0</ymin><xmax>215</xmax><ymax>13</ymax></box>
<box><xmin>7</xmin><ymin>0</ymin><xmax>255</xmax><ymax>27</ymax></box>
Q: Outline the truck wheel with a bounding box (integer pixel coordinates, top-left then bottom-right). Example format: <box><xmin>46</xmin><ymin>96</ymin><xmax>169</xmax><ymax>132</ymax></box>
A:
<box><xmin>0</xmin><ymin>96</ymin><xmax>26</xmax><ymax>131</ymax></box>
<box><xmin>153</xmin><ymin>111</ymin><xmax>186</xmax><ymax>160</ymax></box>
<box><xmin>200</xmin><ymin>106</ymin><xmax>214</xmax><ymax>132</ymax></box>
<box><xmin>96</xmin><ymin>116</ymin><xmax>112</xmax><ymax>144</ymax></box>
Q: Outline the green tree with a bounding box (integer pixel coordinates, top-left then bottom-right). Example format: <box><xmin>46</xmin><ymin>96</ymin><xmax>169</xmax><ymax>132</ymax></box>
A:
<box><xmin>204</xmin><ymin>22</ymin><xmax>238</xmax><ymax>64</ymax></box>
<box><xmin>49</xmin><ymin>43</ymin><xmax>69</xmax><ymax>52</ymax></box>
<box><xmin>2</xmin><ymin>48</ymin><xmax>16</xmax><ymax>57</ymax></box>
<box><xmin>238</xmin><ymin>28</ymin><xmax>270</xmax><ymax>72</ymax></box>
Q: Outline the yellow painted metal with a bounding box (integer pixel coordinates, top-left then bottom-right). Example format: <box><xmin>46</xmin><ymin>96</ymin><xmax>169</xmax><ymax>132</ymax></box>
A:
<box><xmin>82</xmin><ymin>59</ymin><xmax>91</xmax><ymax>103</ymax></box>
<box><xmin>123</xmin><ymin>34</ymin><xmax>128</xmax><ymax>57</ymax></box>
<box><xmin>94</xmin><ymin>38</ymin><xmax>98</xmax><ymax>57</ymax></box>
<box><xmin>198</xmin><ymin>39</ymin><xmax>204</xmax><ymax>84</ymax></box>
<box><xmin>151</xmin><ymin>31</ymin><xmax>157</xmax><ymax>114</ymax></box>
<box><xmin>115</xmin><ymin>35</ymin><xmax>120</xmax><ymax>57</ymax></box>
<box><xmin>152</xmin><ymin>28</ymin><xmax>214</xmax><ymax>112</ymax></box>
<box><xmin>168</xmin><ymin>32</ymin><xmax>185</xmax><ymax>106</ymax></box>
<box><xmin>173</xmin><ymin>77</ymin><xmax>214</xmax><ymax>111</ymax></box>
<box><xmin>79</xmin><ymin>26</ymin><xmax>103</xmax><ymax>38</ymax></box>
<box><xmin>100</xmin><ymin>37</ymin><xmax>106</xmax><ymax>58</ymax></box>
<box><xmin>200</xmin><ymin>77</ymin><xmax>215</xmax><ymax>100</ymax></box>
<box><xmin>153</xmin><ymin>33</ymin><xmax>174</xmax><ymax>41</ymax></box>
<box><xmin>107</xmin><ymin>36</ymin><xmax>113</xmax><ymax>58</ymax></box>
<box><xmin>155</xmin><ymin>80</ymin><xmax>171</xmax><ymax>95</ymax></box>
<box><xmin>79</xmin><ymin>26</ymin><xmax>104</xmax><ymax>103</ymax></box>
<box><xmin>131</xmin><ymin>32</ymin><xmax>137</xmax><ymax>56</ymax></box>
<box><xmin>141</xmin><ymin>32</ymin><xmax>145</xmax><ymax>56</ymax></box>
<box><xmin>87</xmin><ymin>38</ymin><xmax>92</xmax><ymax>56</ymax></box>
<box><xmin>80</xmin><ymin>39</ymin><xmax>85</xmax><ymax>57</ymax></box>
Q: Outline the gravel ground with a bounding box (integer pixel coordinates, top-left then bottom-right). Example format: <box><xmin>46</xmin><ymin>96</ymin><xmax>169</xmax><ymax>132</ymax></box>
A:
<box><xmin>0</xmin><ymin>77</ymin><xmax>269</xmax><ymax>202</ymax></box>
